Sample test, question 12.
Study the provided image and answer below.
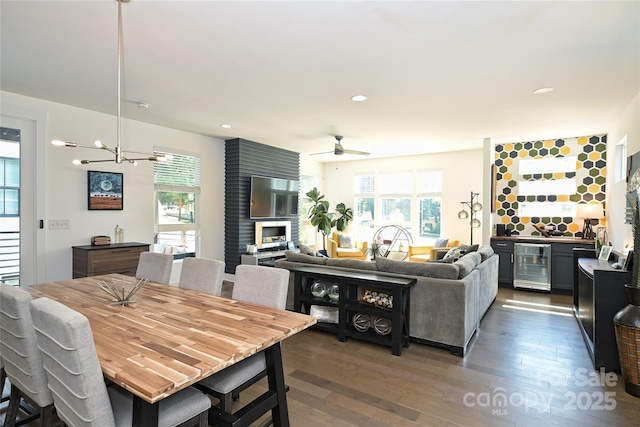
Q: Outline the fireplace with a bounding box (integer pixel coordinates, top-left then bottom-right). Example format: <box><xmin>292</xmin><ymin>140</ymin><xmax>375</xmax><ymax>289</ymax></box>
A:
<box><xmin>255</xmin><ymin>221</ymin><xmax>291</xmax><ymax>249</ymax></box>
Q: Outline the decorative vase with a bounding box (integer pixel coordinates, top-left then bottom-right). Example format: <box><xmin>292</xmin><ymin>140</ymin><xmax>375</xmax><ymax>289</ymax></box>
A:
<box><xmin>614</xmin><ymin>284</ymin><xmax>640</xmax><ymax>398</ymax></box>
<box><xmin>310</xmin><ymin>281</ymin><xmax>327</xmax><ymax>298</ymax></box>
<box><xmin>328</xmin><ymin>283</ymin><xmax>340</xmax><ymax>301</ymax></box>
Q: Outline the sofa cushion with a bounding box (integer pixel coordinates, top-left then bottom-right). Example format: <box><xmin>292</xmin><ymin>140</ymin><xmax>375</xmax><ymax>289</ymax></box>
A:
<box><xmin>326</xmin><ymin>257</ymin><xmax>378</xmax><ymax>271</ymax></box>
<box><xmin>298</xmin><ymin>244</ymin><xmax>326</xmax><ymax>257</ymax></box>
<box><xmin>454</xmin><ymin>252</ymin><xmax>482</xmax><ymax>279</ymax></box>
<box><xmin>338</xmin><ymin>233</ymin><xmax>355</xmax><ymax>248</ymax></box>
<box><xmin>376</xmin><ymin>256</ymin><xmax>459</xmax><ymax>279</ymax></box>
<box><xmin>458</xmin><ymin>244</ymin><xmax>479</xmax><ymax>254</ymax></box>
<box><xmin>434</xmin><ymin>238</ymin><xmax>449</xmax><ymax>247</ymax></box>
<box><xmin>285</xmin><ymin>251</ymin><xmax>327</xmax><ymax>265</ymax></box>
<box><xmin>477</xmin><ymin>245</ymin><xmax>494</xmax><ymax>262</ymax></box>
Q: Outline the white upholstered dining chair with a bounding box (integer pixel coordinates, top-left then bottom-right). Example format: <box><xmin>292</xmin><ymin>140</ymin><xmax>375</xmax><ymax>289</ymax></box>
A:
<box><xmin>135</xmin><ymin>251</ymin><xmax>173</xmax><ymax>285</ymax></box>
<box><xmin>29</xmin><ymin>297</ymin><xmax>211</xmax><ymax>427</ymax></box>
<box><xmin>178</xmin><ymin>257</ymin><xmax>225</xmax><ymax>295</ymax></box>
<box><xmin>0</xmin><ymin>284</ymin><xmax>55</xmax><ymax>427</ymax></box>
<box><xmin>197</xmin><ymin>264</ymin><xmax>290</xmax><ymax>422</ymax></box>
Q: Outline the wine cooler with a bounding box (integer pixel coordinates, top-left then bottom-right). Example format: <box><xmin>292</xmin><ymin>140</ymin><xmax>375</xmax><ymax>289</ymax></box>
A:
<box><xmin>513</xmin><ymin>243</ymin><xmax>551</xmax><ymax>291</ymax></box>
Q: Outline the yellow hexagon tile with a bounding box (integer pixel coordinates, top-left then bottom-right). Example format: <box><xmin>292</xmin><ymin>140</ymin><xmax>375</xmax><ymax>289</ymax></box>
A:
<box><xmin>544</xmin><ymin>139</ymin><xmax>554</xmax><ymax>148</ymax></box>
<box><xmin>568</xmin><ymin>223</ymin><xmax>581</xmax><ymax>233</ymax></box>
<box><xmin>578</xmin><ymin>136</ymin><xmax>588</xmax><ymax>146</ymax></box>
<box><xmin>560</xmin><ymin>146</ymin><xmax>571</xmax><ymax>155</ymax></box>
<box><xmin>588</xmin><ymin>151</ymin><xmax>601</xmax><ymax>161</ymax></box>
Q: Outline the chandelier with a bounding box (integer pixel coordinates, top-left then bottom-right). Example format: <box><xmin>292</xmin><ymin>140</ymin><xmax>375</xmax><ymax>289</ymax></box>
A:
<box><xmin>51</xmin><ymin>0</ymin><xmax>168</xmax><ymax>165</ymax></box>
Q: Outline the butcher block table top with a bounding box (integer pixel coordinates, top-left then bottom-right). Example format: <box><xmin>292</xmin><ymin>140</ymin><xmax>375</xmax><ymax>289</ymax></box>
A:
<box><xmin>25</xmin><ymin>274</ymin><xmax>316</xmax><ymax>404</ymax></box>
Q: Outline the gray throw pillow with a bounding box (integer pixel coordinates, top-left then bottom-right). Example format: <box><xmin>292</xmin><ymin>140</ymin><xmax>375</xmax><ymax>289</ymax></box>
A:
<box><xmin>338</xmin><ymin>233</ymin><xmax>355</xmax><ymax>249</ymax></box>
<box><xmin>434</xmin><ymin>238</ymin><xmax>449</xmax><ymax>248</ymax></box>
<box><xmin>458</xmin><ymin>244</ymin><xmax>479</xmax><ymax>254</ymax></box>
<box><xmin>298</xmin><ymin>244</ymin><xmax>316</xmax><ymax>256</ymax></box>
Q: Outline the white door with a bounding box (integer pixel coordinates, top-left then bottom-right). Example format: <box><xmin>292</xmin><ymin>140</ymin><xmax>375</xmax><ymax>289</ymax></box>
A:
<box><xmin>0</xmin><ymin>113</ymin><xmax>45</xmax><ymax>285</ymax></box>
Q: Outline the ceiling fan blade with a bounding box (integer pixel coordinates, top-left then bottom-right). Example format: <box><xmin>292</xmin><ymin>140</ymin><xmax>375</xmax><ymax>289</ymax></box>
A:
<box><xmin>310</xmin><ymin>150</ymin><xmax>335</xmax><ymax>156</ymax></box>
<box><xmin>342</xmin><ymin>149</ymin><xmax>370</xmax><ymax>156</ymax></box>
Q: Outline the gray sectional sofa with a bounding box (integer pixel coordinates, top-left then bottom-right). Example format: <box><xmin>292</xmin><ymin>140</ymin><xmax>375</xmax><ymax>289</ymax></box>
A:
<box><xmin>274</xmin><ymin>245</ymin><xmax>499</xmax><ymax>356</ymax></box>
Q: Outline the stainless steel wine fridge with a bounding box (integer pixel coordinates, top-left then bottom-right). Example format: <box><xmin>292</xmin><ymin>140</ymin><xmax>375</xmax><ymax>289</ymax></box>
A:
<box><xmin>513</xmin><ymin>243</ymin><xmax>551</xmax><ymax>291</ymax></box>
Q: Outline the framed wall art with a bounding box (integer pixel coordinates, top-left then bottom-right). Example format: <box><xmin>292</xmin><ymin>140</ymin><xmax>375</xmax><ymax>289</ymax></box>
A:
<box><xmin>88</xmin><ymin>170</ymin><xmax>123</xmax><ymax>210</ymax></box>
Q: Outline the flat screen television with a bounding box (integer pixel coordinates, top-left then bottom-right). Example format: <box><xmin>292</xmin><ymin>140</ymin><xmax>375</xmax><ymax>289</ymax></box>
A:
<box><xmin>250</xmin><ymin>175</ymin><xmax>299</xmax><ymax>219</ymax></box>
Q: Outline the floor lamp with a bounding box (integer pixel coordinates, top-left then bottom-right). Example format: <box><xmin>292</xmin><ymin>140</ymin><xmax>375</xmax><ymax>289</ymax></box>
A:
<box><xmin>458</xmin><ymin>192</ymin><xmax>483</xmax><ymax>245</ymax></box>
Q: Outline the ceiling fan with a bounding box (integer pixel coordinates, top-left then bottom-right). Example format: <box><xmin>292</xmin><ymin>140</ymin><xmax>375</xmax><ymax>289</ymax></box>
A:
<box><xmin>311</xmin><ymin>135</ymin><xmax>370</xmax><ymax>157</ymax></box>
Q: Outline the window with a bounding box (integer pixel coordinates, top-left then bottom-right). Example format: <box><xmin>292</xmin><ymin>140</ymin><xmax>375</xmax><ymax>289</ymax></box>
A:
<box><xmin>354</xmin><ymin>175</ymin><xmax>375</xmax><ymax>237</ymax></box>
<box><xmin>379</xmin><ymin>172</ymin><xmax>412</xmax><ymax>232</ymax></box>
<box><xmin>615</xmin><ymin>136</ymin><xmax>627</xmax><ymax>183</ymax></box>
<box><xmin>0</xmin><ymin>156</ymin><xmax>19</xmax><ymax>216</ymax></box>
<box><xmin>154</xmin><ymin>149</ymin><xmax>200</xmax><ymax>255</ymax></box>
<box><xmin>353</xmin><ymin>170</ymin><xmax>442</xmax><ymax>242</ymax></box>
<box><xmin>298</xmin><ymin>174</ymin><xmax>319</xmax><ymax>245</ymax></box>
<box><xmin>417</xmin><ymin>171</ymin><xmax>442</xmax><ymax>239</ymax></box>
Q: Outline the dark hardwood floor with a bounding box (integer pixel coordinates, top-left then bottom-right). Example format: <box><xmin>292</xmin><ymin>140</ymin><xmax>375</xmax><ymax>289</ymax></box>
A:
<box><xmin>3</xmin><ymin>287</ymin><xmax>638</xmax><ymax>426</ymax></box>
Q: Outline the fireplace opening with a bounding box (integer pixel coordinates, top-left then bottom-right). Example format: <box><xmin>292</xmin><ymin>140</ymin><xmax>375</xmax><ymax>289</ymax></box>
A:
<box><xmin>255</xmin><ymin>221</ymin><xmax>291</xmax><ymax>249</ymax></box>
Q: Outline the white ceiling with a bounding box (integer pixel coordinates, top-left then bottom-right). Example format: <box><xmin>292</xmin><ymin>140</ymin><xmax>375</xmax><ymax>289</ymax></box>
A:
<box><xmin>1</xmin><ymin>1</ymin><xmax>638</xmax><ymax>162</ymax></box>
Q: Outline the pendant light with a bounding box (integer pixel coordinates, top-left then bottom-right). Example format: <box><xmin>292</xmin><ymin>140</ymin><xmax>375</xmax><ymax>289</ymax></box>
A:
<box><xmin>51</xmin><ymin>0</ymin><xmax>168</xmax><ymax>165</ymax></box>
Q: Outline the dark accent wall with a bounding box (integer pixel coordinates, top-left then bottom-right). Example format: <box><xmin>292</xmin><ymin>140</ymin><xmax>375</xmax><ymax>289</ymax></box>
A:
<box><xmin>225</xmin><ymin>138</ymin><xmax>300</xmax><ymax>274</ymax></box>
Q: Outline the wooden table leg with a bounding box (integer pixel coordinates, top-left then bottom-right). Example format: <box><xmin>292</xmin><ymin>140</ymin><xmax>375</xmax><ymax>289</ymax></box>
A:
<box><xmin>265</xmin><ymin>342</ymin><xmax>290</xmax><ymax>427</ymax></box>
<box><xmin>132</xmin><ymin>396</ymin><xmax>159</xmax><ymax>427</ymax></box>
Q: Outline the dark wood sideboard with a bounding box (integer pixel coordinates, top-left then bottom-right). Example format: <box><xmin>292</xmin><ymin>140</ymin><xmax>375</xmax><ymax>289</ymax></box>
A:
<box><xmin>72</xmin><ymin>242</ymin><xmax>150</xmax><ymax>278</ymax></box>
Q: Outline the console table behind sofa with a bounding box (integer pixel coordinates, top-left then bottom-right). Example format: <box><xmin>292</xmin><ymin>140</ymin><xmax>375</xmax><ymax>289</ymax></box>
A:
<box><xmin>276</xmin><ymin>245</ymin><xmax>499</xmax><ymax>356</ymax></box>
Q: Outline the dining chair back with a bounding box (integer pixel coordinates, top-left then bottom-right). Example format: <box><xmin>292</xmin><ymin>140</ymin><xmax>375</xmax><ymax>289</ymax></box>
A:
<box><xmin>0</xmin><ymin>284</ymin><xmax>55</xmax><ymax>426</ymax></box>
<box><xmin>178</xmin><ymin>257</ymin><xmax>225</xmax><ymax>295</ymax></box>
<box><xmin>135</xmin><ymin>251</ymin><xmax>173</xmax><ymax>285</ymax></box>
<box><xmin>30</xmin><ymin>297</ymin><xmax>211</xmax><ymax>427</ymax></box>
<box><xmin>231</xmin><ymin>264</ymin><xmax>289</xmax><ymax>309</ymax></box>
<box><xmin>198</xmin><ymin>265</ymin><xmax>290</xmax><ymax>423</ymax></box>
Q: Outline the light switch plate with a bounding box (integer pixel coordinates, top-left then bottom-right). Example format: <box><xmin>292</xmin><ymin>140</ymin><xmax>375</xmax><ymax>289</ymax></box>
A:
<box><xmin>49</xmin><ymin>219</ymin><xmax>70</xmax><ymax>229</ymax></box>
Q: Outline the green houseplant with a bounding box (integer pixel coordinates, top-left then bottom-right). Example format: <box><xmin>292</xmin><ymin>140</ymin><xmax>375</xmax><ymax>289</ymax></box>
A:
<box><xmin>613</xmin><ymin>173</ymin><xmax>640</xmax><ymax>398</ymax></box>
<box><xmin>306</xmin><ymin>187</ymin><xmax>353</xmax><ymax>254</ymax></box>
<box><xmin>367</xmin><ymin>241</ymin><xmax>383</xmax><ymax>260</ymax></box>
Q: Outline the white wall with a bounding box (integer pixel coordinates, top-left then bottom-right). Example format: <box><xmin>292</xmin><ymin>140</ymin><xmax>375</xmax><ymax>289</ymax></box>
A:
<box><xmin>607</xmin><ymin>91</ymin><xmax>640</xmax><ymax>252</ymax></box>
<box><xmin>319</xmin><ymin>149</ymin><xmax>486</xmax><ymax>246</ymax></box>
<box><xmin>2</xmin><ymin>91</ymin><xmax>225</xmax><ymax>282</ymax></box>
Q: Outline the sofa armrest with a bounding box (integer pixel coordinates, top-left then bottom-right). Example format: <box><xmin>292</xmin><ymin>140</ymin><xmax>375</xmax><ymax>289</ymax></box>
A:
<box><xmin>433</xmin><ymin>248</ymin><xmax>451</xmax><ymax>260</ymax></box>
<box><xmin>357</xmin><ymin>241</ymin><xmax>369</xmax><ymax>253</ymax></box>
<box><xmin>327</xmin><ymin>236</ymin><xmax>338</xmax><ymax>258</ymax></box>
<box><xmin>409</xmin><ymin>245</ymin><xmax>434</xmax><ymax>257</ymax></box>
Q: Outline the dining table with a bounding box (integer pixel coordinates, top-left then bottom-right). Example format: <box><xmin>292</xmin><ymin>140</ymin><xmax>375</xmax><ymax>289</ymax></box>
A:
<box><xmin>25</xmin><ymin>273</ymin><xmax>316</xmax><ymax>427</ymax></box>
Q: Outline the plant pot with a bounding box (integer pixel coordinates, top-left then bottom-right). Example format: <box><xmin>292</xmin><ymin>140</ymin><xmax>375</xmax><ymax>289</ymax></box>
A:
<box><xmin>614</xmin><ymin>284</ymin><xmax>640</xmax><ymax>398</ymax></box>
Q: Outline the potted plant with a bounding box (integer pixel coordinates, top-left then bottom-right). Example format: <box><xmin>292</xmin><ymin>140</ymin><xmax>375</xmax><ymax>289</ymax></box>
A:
<box><xmin>613</xmin><ymin>173</ymin><xmax>640</xmax><ymax>397</ymax></box>
<box><xmin>306</xmin><ymin>187</ymin><xmax>353</xmax><ymax>255</ymax></box>
<box><xmin>367</xmin><ymin>241</ymin><xmax>383</xmax><ymax>260</ymax></box>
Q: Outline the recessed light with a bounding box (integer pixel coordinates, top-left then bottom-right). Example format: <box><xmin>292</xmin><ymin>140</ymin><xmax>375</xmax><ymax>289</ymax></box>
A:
<box><xmin>221</xmin><ymin>124</ymin><xmax>232</xmax><ymax>129</ymax></box>
<box><xmin>136</xmin><ymin>102</ymin><xmax>149</xmax><ymax>109</ymax></box>
<box><xmin>533</xmin><ymin>87</ymin><xmax>554</xmax><ymax>95</ymax></box>
<box><xmin>351</xmin><ymin>95</ymin><xmax>368</xmax><ymax>102</ymax></box>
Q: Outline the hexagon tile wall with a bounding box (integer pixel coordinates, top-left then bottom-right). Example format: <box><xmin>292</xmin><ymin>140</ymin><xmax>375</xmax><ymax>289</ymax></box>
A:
<box><xmin>494</xmin><ymin>135</ymin><xmax>606</xmax><ymax>237</ymax></box>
